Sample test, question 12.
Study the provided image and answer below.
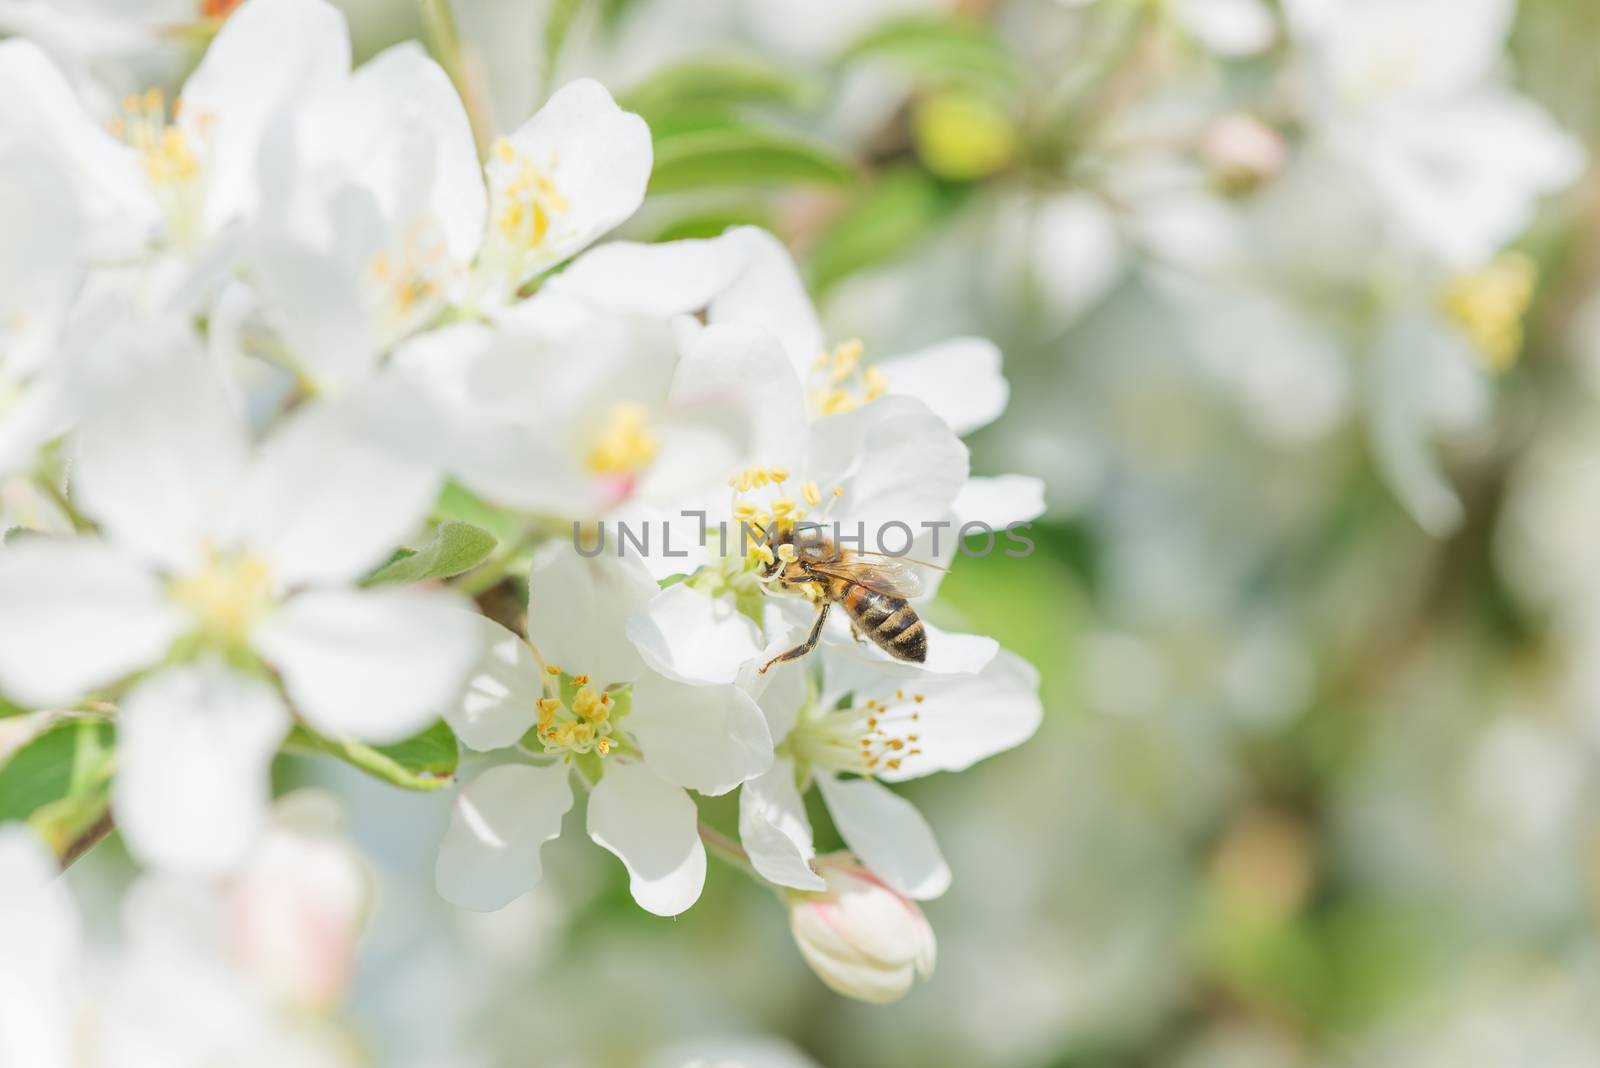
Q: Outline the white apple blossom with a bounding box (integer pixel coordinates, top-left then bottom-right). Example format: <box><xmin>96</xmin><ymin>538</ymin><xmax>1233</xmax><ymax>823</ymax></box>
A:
<box><xmin>740</xmin><ymin>649</ymin><xmax>1040</xmax><ymax>901</ymax></box>
<box><xmin>550</xmin><ymin>226</ymin><xmax>1015</xmax><ymax>436</ymax></box>
<box><xmin>0</xmin><ymin>0</ymin><xmax>350</xmax><ymax>266</ymax></box>
<box><xmin>0</xmin><ymin>319</ymin><xmax>476</xmax><ymax>873</ymax></box>
<box><xmin>1284</xmin><ymin>0</ymin><xmax>1583</xmax><ymax>270</ymax></box>
<box><xmin>248</xmin><ymin>47</ymin><xmax>650</xmax><ymax>391</ymax></box>
<box><xmin>435</xmin><ymin>546</ymin><xmax>772</xmax><ymax>916</ymax></box>
<box><xmin>0</xmin><ymin>799</ymin><xmax>367</xmax><ymax>1068</ymax></box>
<box><xmin>624</xmin><ymin>389</ymin><xmax>1013</xmax><ymax>683</ymax></box>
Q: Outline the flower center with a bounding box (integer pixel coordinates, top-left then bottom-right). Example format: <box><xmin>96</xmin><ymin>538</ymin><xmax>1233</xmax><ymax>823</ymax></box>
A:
<box><xmin>1440</xmin><ymin>252</ymin><xmax>1537</xmax><ymax>373</ymax></box>
<box><xmin>808</xmin><ymin>339</ymin><xmax>888</xmax><ymax>418</ymax></box>
<box><xmin>531</xmin><ymin>665</ymin><xmax>623</xmax><ymax>758</ymax></box>
<box><xmin>790</xmin><ymin>689</ymin><xmax>927</xmax><ymax>777</ymax></box>
<box><xmin>368</xmin><ymin>219</ymin><xmax>452</xmax><ymax>347</ymax></box>
<box><xmin>478</xmin><ymin>137</ymin><xmax>570</xmax><ymax>297</ymax></box>
<box><xmin>170</xmin><ymin>551</ymin><xmax>275</xmax><ymax>647</ymax></box>
<box><xmin>727</xmin><ymin>466</ymin><xmax>843</xmax><ymax>568</ymax></box>
<box><xmin>112</xmin><ymin>88</ymin><xmax>210</xmax><ymax>247</ymax></box>
<box><xmin>584</xmin><ymin>401</ymin><xmax>659</xmax><ymax>477</ymax></box>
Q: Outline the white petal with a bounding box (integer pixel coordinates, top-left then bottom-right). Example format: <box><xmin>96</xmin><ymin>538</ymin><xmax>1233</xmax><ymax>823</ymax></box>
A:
<box><xmin>0</xmin><ymin>39</ymin><xmax>157</xmax><ymax>257</ymax></box>
<box><xmin>311</xmin><ymin>41</ymin><xmax>485</xmax><ymax>262</ymax></box>
<box><xmin>874</xmin><ymin>650</ymin><xmax>1042</xmax><ymax>783</ymax></box>
<box><xmin>627</xmin><ymin>584</ymin><xmax>764</xmax><ymax>685</ymax></box>
<box><xmin>808</xmin><ymin>395</ymin><xmax>969</xmax><ymax>538</ymax></box>
<box><xmin>0</xmin><ymin>825</ymin><xmax>79</xmax><ymax>1068</ymax></box>
<box><xmin>256</xmin><ymin>587</ymin><xmax>479</xmax><ymax>744</ymax></box>
<box><xmin>235</xmin><ymin>374</ymin><xmax>442</xmax><ymax>586</ymax></box>
<box><xmin>526</xmin><ymin>545</ymin><xmax>656</xmax><ymax>685</ymax></box>
<box><xmin>668</xmin><ymin>322</ymin><xmax>810</xmax><ymax>472</ymax></box>
<box><xmin>707</xmin><ymin>227</ymin><xmax>826</xmax><ymax>372</ymax></box>
<box><xmin>738</xmin><ymin>758</ymin><xmax>825</xmax><ymax>891</ymax></box>
<box><xmin>73</xmin><ymin>319</ymin><xmax>250</xmax><ymax>572</ymax></box>
<box><xmin>0</xmin><ymin>539</ymin><xmax>184</xmax><ymax>707</ymax></box>
<box><xmin>447</xmin><ymin>615</ymin><xmax>541</xmax><ymax>752</ymax></box>
<box><xmin>435</xmin><ymin>762</ymin><xmax>573</xmax><ymax>911</ymax></box>
<box><xmin>586</xmin><ymin>761</ymin><xmax>706</xmax><ymax>916</ymax></box>
<box><xmin>951</xmin><ymin>475</ymin><xmax>1046</xmax><ymax>529</ymax></box>
<box><xmin>548</xmin><ymin>236</ymin><xmax>746</xmax><ymax>317</ymax></box>
<box><xmin>628</xmin><ymin>673</ymin><xmax>772</xmax><ymax>795</ymax></box>
<box><xmin>114</xmin><ymin>662</ymin><xmax>290</xmax><ymax>876</ymax></box>
<box><xmin>181</xmin><ymin>0</ymin><xmax>352</xmax><ymax>231</ymax></box>
<box><xmin>491</xmin><ymin>78</ymin><xmax>651</xmax><ymax>282</ymax></box>
<box><xmin>879</xmin><ymin>337</ymin><xmax>1008</xmax><ymax>436</ymax></box>
<box><xmin>816</xmin><ymin>774</ymin><xmax>950</xmax><ymax>900</ymax></box>
<box><xmin>0</xmin><ymin>136</ymin><xmax>81</xmax><ymax>377</ymax></box>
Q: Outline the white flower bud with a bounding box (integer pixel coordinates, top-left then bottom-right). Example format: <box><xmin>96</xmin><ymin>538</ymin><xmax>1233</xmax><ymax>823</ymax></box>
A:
<box><xmin>785</xmin><ymin>855</ymin><xmax>935</xmax><ymax>1004</ymax></box>
<box><xmin>230</xmin><ymin>792</ymin><xmax>370</xmax><ymax>1013</ymax></box>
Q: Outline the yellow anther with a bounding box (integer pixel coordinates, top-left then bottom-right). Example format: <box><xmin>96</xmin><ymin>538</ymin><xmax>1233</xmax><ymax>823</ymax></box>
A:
<box><xmin>545</xmin><ymin>664</ymin><xmax>562</xmax><ymax>676</ymax></box>
<box><xmin>585</xmin><ymin>401</ymin><xmax>658</xmax><ymax>477</ymax></box>
<box><xmin>864</xmin><ymin>366</ymin><xmax>889</xmax><ymax>401</ymax></box>
<box><xmin>1441</xmin><ymin>251</ymin><xmax>1538</xmax><ymax>372</ymax></box>
<box><xmin>734</xmin><ymin>502</ymin><xmax>759</xmax><ymax>521</ymax></box>
<box><xmin>833</xmin><ymin>486</ymin><xmax>844</xmax><ymax>497</ymax></box>
<box><xmin>802</xmin><ymin>482</ymin><xmax>822</xmax><ymax>507</ymax></box>
<box><xmin>777</xmin><ymin>543</ymin><xmax>798</xmax><ymax>563</ymax></box>
<box><xmin>751</xmin><ymin>544</ymin><xmax>776</xmax><ymax>566</ymax></box>
<box><xmin>596</xmin><ymin>737</ymin><xmax>611</xmax><ymax>755</ymax></box>
<box><xmin>770</xmin><ymin>497</ymin><xmax>796</xmax><ymax>519</ymax></box>
<box><xmin>492</xmin><ymin>137</ymin><xmax>516</xmax><ymax>162</ymax></box>
<box><xmin>572</xmin><ymin>674</ymin><xmax>590</xmax><ymax>686</ymax></box>
<box><xmin>169</xmin><ymin>552</ymin><xmax>274</xmax><ymax>648</ymax></box>
<box><xmin>768</xmin><ymin>467</ymin><xmax>790</xmax><ymax>483</ymax></box>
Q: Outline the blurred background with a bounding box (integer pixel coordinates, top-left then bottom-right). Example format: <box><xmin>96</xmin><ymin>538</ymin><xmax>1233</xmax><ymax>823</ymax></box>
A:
<box><xmin>33</xmin><ymin>0</ymin><xmax>1600</xmax><ymax>1063</ymax></box>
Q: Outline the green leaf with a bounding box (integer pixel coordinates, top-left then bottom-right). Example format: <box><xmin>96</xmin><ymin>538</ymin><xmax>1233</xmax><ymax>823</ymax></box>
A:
<box><xmin>0</xmin><ymin>694</ymin><xmax>28</xmax><ymax>718</ymax></box>
<box><xmin>434</xmin><ymin>482</ymin><xmax>525</xmax><ymax>545</ymax></box>
<box><xmin>0</xmin><ymin>716</ymin><xmax>116</xmax><ymax>858</ymax></box>
<box><xmin>622</xmin><ymin>57</ymin><xmax>814</xmax><ymax>122</ymax></box>
<box><xmin>651</xmin><ymin>203</ymin><xmax>775</xmax><ymax>242</ymax></box>
<box><xmin>809</xmin><ymin>168</ymin><xmax>967</xmax><ymax>292</ymax></box>
<box><xmin>365</xmin><ymin>521</ymin><xmax>498</xmax><ymax>586</ymax></box>
<box><xmin>840</xmin><ymin>16</ymin><xmax>1022</xmax><ymax>93</ymax></box>
<box><xmin>649</xmin><ymin>127</ymin><xmax>853</xmax><ymax>193</ymax></box>
<box><xmin>286</xmin><ymin>720</ymin><xmax>460</xmax><ymax>792</ymax></box>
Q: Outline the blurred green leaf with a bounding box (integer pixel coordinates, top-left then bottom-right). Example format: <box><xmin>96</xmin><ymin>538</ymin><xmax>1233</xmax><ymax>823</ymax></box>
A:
<box><xmin>0</xmin><ymin>716</ymin><xmax>116</xmax><ymax>859</ymax></box>
<box><xmin>434</xmin><ymin>482</ymin><xmax>524</xmax><ymax>545</ymax></box>
<box><xmin>0</xmin><ymin>694</ymin><xmax>27</xmax><ymax>718</ymax></box>
<box><xmin>365</xmin><ymin>521</ymin><xmax>498</xmax><ymax>586</ymax></box>
<box><xmin>840</xmin><ymin>16</ymin><xmax>1021</xmax><ymax>93</ymax></box>
<box><xmin>809</xmin><ymin>167</ymin><xmax>965</xmax><ymax>292</ymax></box>
<box><xmin>650</xmin><ymin>128</ymin><xmax>853</xmax><ymax>193</ymax></box>
<box><xmin>0</xmin><ymin>716</ymin><xmax>115</xmax><ymax>823</ymax></box>
<box><xmin>622</xmin><ymin>56</ymin><xmax>814</xmax><ymax>123</ymax></box>
<box><xmin>286</xmin><ymin>720</ymin><xmax>460</xmax><ymax>792</ymax></box>
<box><xmin>651</xmin><ymin>204</ymin><xmax>775</xmax><ymax>242</ymax></box>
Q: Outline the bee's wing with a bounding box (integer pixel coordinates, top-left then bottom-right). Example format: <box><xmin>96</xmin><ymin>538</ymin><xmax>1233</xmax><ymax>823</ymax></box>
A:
<box><xmin>809</xmin><ymin>557</ymin><xmax>924</xmax><ymax>598</ymax></box>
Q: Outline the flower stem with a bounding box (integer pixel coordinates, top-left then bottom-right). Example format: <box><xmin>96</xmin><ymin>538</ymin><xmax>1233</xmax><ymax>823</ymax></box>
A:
<box><xmin>35</xmin><ymin>477</ymin><xmax>93</xmax><ymax>534</ymax></box>
<box><xmin>60</xmin><ymin>809</ymin><xmax>115</xmax><ymax>870</ymax></box>
<box><xmin>454</xmin><ymin>526</ymin><xmax>542</xmax><ymax>596</ymax></box>
<box><xmin>699</xmin><ymin>822</ymin><xmax>762</xmax><ymax>882</ymax></box>
<box><xmin>419</xmin><ymin>0</ymin><xmax>496</xmax><ymax>158</ymax></box>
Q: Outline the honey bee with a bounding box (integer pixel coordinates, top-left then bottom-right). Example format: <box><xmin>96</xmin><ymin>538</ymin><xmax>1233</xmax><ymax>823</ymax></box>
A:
<box><xmin>756</xmin><ymin>524</ymin><xmax>932</xmax><ymax>673</ymax></box>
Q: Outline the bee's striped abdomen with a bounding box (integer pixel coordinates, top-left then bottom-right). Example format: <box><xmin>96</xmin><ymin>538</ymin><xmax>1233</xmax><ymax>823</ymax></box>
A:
<box><xmin>842</xmin><ymin>584</ymin><xmax>927</xmax><ymax>663</ymax></box>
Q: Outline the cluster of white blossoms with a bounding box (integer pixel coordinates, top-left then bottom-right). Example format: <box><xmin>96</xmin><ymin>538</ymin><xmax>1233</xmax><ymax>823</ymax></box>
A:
<box><xmin>0</xmin><ymin>792</ymin><xmax>370</xmax><ymax>1067</ymax></box>
<box><xmin>0</xmin><ymin>0</ymin><xmax>1042</xmax><ymax>1004</ymax></box>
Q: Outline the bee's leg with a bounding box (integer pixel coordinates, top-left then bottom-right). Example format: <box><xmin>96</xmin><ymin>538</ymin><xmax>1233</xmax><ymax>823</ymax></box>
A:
<box><xmin>759</xmin><ymin>602</ymin><xmax>831</xmax><ymax>674</ymax></box>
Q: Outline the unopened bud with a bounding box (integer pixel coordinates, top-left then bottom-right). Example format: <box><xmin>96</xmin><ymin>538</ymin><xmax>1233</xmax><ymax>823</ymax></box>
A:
<box><xmin>785</xmin><ymin>855</ymin><xmax>935</xmax><ymax>1004</ymax></box>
